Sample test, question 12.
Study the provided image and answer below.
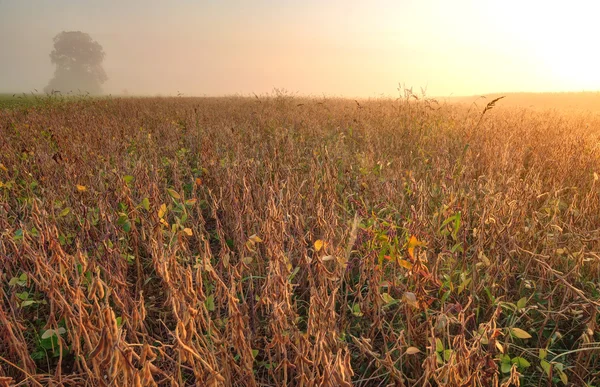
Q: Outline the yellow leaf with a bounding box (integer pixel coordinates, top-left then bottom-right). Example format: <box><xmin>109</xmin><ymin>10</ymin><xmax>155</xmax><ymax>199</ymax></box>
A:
<box><xmin>495</xmin><ymin>341</ymin><xmax>504</xmax><ymax>353</ymax></box>
<box><xmin>397</xmin><ymin>259</ymin><xmax>413</xmax><ymax>270</ymax></box>
<box><xmin>158</xmin><ymin>204</ymin><xmax>167</xmax><ymax>219</ymax></box>
<box><xmin>403</xmin><ymin>292</ymin><xmax>419</xmax><ymax>308</ymax></box>
<box><xmin>594</xmin><ymin>172</ymin><xmax>599</xmax><ymax>181</ymax></box>
<box><xmin>336</xmin><ymin>255</ymin><xmax>348</xmax><ymax>270</ymax></box>
<box><xmin>76</xmin><ymin>184</ymin><xmax>87</xmax><ymax>192</ymax></box>
<box><xmin>222</xmin><ymin>253</ymin><xmax>230</xmax><ymax>268</ymax></box>
<box><xmin>407</xmin><ymin>235</ymin><xmax>425</xmax><ymax>260</ymax></box>
<box><xmin>406</xmin><ymin>247</ymin><xmax>413</xmax><ymax>261</ymax></box>
<box><xmin>245</xmin><ymin>240</ymin><xmax>256</xmax><ymax>251</ymax></box>
<box><xmin>160</xmin><ymin>219</ymin><xmax>169</xmax><ymax>227</ymax></box>
<box><xmin>322</xmin><ymin>255</ymin><xmax>335</xmax><ymax>261</ymax></box>
<box><xmin>183</xmin><ymin>228</ymin><xmax>193</xmax><ymax>236</ymax></box>
<box><xmin>559</xmin><ymin>370</ymin><xmax>568</xmax><ymax>384</ymax></box>
<box><xmin>510</xmin><ymin>327</ymin><xmax>532</xmax><ymax>339</ymax></box>
<box><xmin>0</xmin><ymin>181</ymin><xmax>3</xmax><ymax>188</ymax></box>
<box><xmin>195</xmin><ymin>177</ymin><xmax>203</xmax><ymax>186</ymax></box>
<box><xmin>405</xmin><ymin>347</ymin><xmax>421</xmax><ymax>355</ymax></box>
<box><xmin>249</xmin><ymin>234</ymin><xmax>263</xmax><ymax>243</ymax></box>
<box><xmin>407</xmin><ymin>235</ymin><xmax>426</xmax><ymax>248</ymax></box>
<box><xmin>185</xmin><ymin>198</ymin><xmax>197</xmax><ymax>206</ymax></box>
<box><xmin>314</xmin><ymin>240</ymin><xmax>324</xmax><ymax>252</ymax></box>
<box><xmin>478</xmin><ymin>251</ymin><xmax>491</xmax><ymax>267</ymax></box>
<box><xmin>0</xmin><ymin>163</ymin><xmax>7</xmax><ymax>172</ymax></box>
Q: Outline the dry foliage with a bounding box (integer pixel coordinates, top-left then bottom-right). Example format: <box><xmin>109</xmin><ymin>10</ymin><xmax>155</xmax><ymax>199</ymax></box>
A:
<box><xmin>1</xmin><ymin>93</ymin><xmax>599</xmax><ymax>386</ymax></box>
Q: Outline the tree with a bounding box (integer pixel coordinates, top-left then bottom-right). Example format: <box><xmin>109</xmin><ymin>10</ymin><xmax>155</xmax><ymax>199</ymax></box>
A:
<box><xmin>44</xmin><ymin>31</ymin><xmax>107</xmax><ymax>95</ymax></box>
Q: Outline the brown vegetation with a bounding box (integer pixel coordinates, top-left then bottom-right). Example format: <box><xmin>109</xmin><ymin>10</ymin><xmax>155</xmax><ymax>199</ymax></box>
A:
<box><xmin>1</xmin><ymin>94</ymin><xmax>599</xmax><ymax>386</ymax></box>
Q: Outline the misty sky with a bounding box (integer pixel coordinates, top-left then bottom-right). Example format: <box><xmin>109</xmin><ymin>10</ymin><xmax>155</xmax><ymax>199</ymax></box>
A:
<box><xmin>1</xmin><ymin>0</ymin><xmax>599</xmax><ymax>97</ymax></box>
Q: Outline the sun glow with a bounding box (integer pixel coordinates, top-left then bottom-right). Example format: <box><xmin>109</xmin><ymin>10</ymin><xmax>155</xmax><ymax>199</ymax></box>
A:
<box><xmin>486</xmin><ymin>0</ymin><xmax>600</xmax><ymax>92</ymax></box>
<box><xmin>1</xmin><ymin>0</ymin><xmax>600</xmax><ymax>96</ymax></box>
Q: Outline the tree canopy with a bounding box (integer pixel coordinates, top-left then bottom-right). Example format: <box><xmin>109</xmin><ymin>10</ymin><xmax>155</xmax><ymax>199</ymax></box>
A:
<box><xmin>44</xmin><ymin>31</ymin><xmax>107</xmax><ymax>95</ymax></box>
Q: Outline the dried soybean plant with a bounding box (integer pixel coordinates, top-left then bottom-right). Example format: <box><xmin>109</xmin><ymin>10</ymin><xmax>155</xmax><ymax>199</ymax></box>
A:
<box><xmin>1</xmin><ymin>94</ymin><xmax>599</xmax><ymax>386</ymax></box>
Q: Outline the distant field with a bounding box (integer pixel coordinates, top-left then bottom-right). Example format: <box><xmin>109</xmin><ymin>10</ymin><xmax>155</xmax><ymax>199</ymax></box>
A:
<box><xmin>444</xmin><ymin>91</ymin><xmax>600</xmax><ymax>113</ymax></box>
<box><xmin>0</xmin><ymin>94</ymin><xmax>44</xmax><ymax>109</ymax></box>
<box><xmin>0</xmin><ymin>93</ymin><xmax>99</xmax><ymax>110</ymax></box>
<box><xmin>1</xmin><ymin>95</ymin><xmax>599</xmax><ymax>386</ymax></box>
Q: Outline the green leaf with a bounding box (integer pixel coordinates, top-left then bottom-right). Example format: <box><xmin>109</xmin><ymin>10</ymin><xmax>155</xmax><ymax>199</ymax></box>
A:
<box><xmin>13</xmin><ymin>229</ymin><xmax>23</xmax><ymax>241</ymax></box>
<box><xmin>451</xmin><ymin>212</ymin><xmax>461</xmax><ymax>240</ymax></box>
<box><xmin>123</xmin><ymin>175</ymin><xmax>134</xmax><ymax>184</ymax></box>
<box><xmin>21</xmin><ymin>300</ymin><xmax>37</xmax><ymax>307</ymax></box>
<box><xmin>117</xmin><ymin>213</ymin><xmax>131</xmax><ymax>232</ymax></box>
<box><xmin>352</xmin><ymin>303</ymin><xmax>363</xmax><ymax>317</ymax></box>
<box><xmin>31</xmin><ymin>351</ymin><xmax>46</xmax><ymax>360</ymax></box>
<box><xmin>206</xmin><ymin>294</ymin><xmax>215</xmax><ymax>312</ymax></box>
<box><xmin>140</xmin><ymin>197</ymin><xmax>150</xmax><ymax>211</ymax></box>
<box><xmin>252</xmin><ymin>349</ymin><xmax>259</xmax><ymax>359</ymax></box>
<box><xmin>479</xmin><ymin>332</ymin><xmax>489</xmax><ymax>345</ymax></box>
<box><xmin>443</xmin><ymin>349</ymin><xmax>453</xmax><ymax>361</ymax></box>
<box><xmin>40</xmin><ymin>335</ymin><xmax>58</xmax><ymax>350</ymax></box>
<box><xmin>16</xmin><ymin>291</ymin><xmax>29</xmax><ymax>300</ymax></box>
<box><xmin>540</xmin><ymin>360</ymin><xmax>551</xmax><ymax>376</ymax></box>
<box><xmin>450</xmin><ymin>242</ymin><xmax>463</xmax><ymax>253</ymax></box>
<box><xmin>167</xmin><ymin>188</ymin><xmax>181</xmax><ymax>200</ymax></box>
<box><xmin>436</xmin><ymin>352</ymin><xmax>443</xmax><ymax>365</ymax></box>
<box><xmin>59</xmin><ymin>207</ymin><xmax>71</xmax><ymax>217</ymax></box>
<box><xmin>511</xmin><ymin>357</ymin><xmax>531</xmax><ymax>369</ymax></box>
<box><xmin>539</xmin><ymin>348</ymin><xmax>547</xmax><ymax>360</ymax></box>
<box><xmin>9</xmin><ymin>277</ymin><xmax>19</xmax><ymax>286</ymax></box>
<box><xmin>288</xmin><ymin>266</ymin><xmax>300</xmax><ymax>281</ymax></box>
<box><xmin>501</xmin><ymin>361</ymin><xmax>512</xmax><ymax>374</ymax></box>
<box><xmin>435</xmin><ymin>338</ymin><xmax>444</xmax><ymax>353</ymax></box>
<box><xmin>41</xmin><ymin>329</ymin><xmax>56</xmax><ymax>339</ymax></box>
<box><xmin>457</xmin><ymin>277</ymin><xmax>471</xmax><ymax>294</ymax></box>
<box><xmin>440</xmin><ymin>290</ymin><xmax>451</xmax><ymax>303</ymax></box>
<box><xmin>381</xmin><ymin>292</ymin><xmax>395</xmax><ymax>305</ymax></box>
<box><xmin>516</xmin><ymin>297</ymin><xmax>527</xmax><ymax>310</ymax></box>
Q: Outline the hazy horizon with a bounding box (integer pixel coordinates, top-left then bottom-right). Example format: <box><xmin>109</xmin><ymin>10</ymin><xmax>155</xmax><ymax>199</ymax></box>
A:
<box><xmin>1</xmin><ymin>0</ymin><xmax>599</xmax><ymax>98</ymax></box>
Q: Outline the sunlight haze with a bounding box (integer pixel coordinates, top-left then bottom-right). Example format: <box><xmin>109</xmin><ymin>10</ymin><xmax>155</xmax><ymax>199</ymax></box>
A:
<box><xmin>1</xmin><ymin>0</ymin><xmax>599</xmax><ymax>97</ymax></box>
